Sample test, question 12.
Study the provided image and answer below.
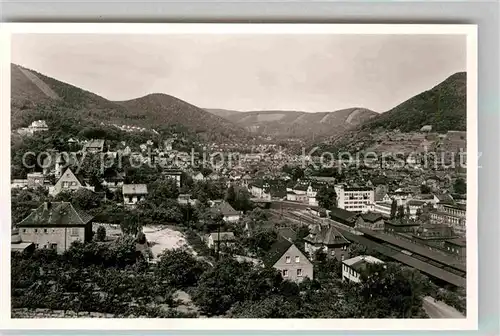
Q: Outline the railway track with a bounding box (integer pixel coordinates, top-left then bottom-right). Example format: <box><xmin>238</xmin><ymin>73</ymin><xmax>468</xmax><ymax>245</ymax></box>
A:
<box><xmin>273</xmin><ymin>209</ymin><xmax>466</xmax><ymax>288</ymax></box>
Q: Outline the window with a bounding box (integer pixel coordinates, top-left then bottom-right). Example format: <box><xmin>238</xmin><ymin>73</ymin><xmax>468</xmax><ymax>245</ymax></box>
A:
<box><xmin>283</xmin><ymin>269</ymin><xmax>288</xmax><ymax>277</ymax></box>
<box><xmin>35</xmin><ymin>244</ymin><xmax>39</xmax><ymax>249</ymax></box>
<box><xmin>70</xmin><ymin>228</ymin><xmax>79</xmax><ymax>236</ymax></box>
<box><xmin>331</xmin><ymin>250</ymin><xmax>335</xmax><ymax>256</ymax></box>
<box><xmin>297</xmin><ymin>269</ymin><xmax>303</xmax><ymax>277</ymax></box>
<box><xmin>295</xmin><ymin>256</ymin><xmax>300</xmax><ymax>263</ymax></box>
<box><xmin>22</xmin><ymin>229</ymin><xmax>26</xmax><ymax>233</ymax></box>
<box><xmin>341</xmin><ymin>255</ymin><xmax>345</xmax><ymax>261</ymax></box>
<box><xmin>285</xmin><ymin>256</ymin><xmax>291</xmax><ymax>264</ymax></box>
<box><xmin>34</xmin><ymin>229</ymin><xmax>38</xmax><ymax>233</ymax></box>
<box><xmin>43</xmin><ymin>229</ymin><xmax>48</xmax><ymax>233</ymax></box>
<box><xmin>50</xmin><ymin>243</ymin><xmax>57</xmax><ymax>250</ymax></box>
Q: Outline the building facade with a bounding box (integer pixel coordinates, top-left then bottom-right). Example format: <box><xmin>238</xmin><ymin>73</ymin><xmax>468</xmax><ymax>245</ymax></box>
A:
<box><xmin>122</xmin><ymin>184</ymin><xmax>148</xmax><ymax>207</ymax></box>
<box><xmin>16</xmin><ymin>202</ymin><xmax>93</xmax><ymax>254</ymax></box>
<box><xmin>304</xmin><ymin>224</ymin><xmax>351</xmax><ymax>262</ymax></box>
<box><xmin>335</xmin><ymin>185</ymin><xmax>374</xmax><ymax>213</ymax></box>
<box><xmin>48</xmin><ymin>167</ymin><xmax>95</xmax><ymax>196</ymax></box>
<box><xmin>430</xmin><ymin>203</ymin><xmax>466</xmax><ymax>236</ymax></box>
<box><xmin>342</xmin><ymin>255</ymin><xmax>384</xmax><ymax>283</ymax></box>
<box><xmin>266</xmin><ymin>239</ymin><xmax>313</xmax><ymax>283</ymax></box>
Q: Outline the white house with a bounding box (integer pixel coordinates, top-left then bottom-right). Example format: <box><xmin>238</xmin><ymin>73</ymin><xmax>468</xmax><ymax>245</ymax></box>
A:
<box><xmin>211</xmin><ymin>200</ymin><xmax>241</xmax><ymax>223</ymax></box>
<box><xmin>122</xmin><ymin>184</ymin><xmax>148</xmax><ymax>207</ymax></box>
<box><xmin>206</xmin><ymin>232</ymin><xmax>236</xmax><ymax>250</ymax></box>
<box><xmin>342</xmin><ymin>255</ymin><xmax>384</xmax><ymax>283</ymax></box>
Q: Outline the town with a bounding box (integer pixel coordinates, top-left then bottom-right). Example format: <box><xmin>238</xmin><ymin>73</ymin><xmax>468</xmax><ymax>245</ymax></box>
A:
<box><xmin>11</xmin><ymin>123</ymin><xmax>466</xmax><ymax>319</ymax></box>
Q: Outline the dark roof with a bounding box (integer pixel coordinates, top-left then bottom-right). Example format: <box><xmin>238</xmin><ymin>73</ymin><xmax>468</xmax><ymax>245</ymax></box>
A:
<box><xmin>360</xmin><ymin>212</ymin><xmax>383</xmax><ymax>223</ymax></box>
<box><xmin>384</xmin><ymin>219</ymin><xmax>420</xmax><ymax>227</ymax></box>
<box><xmin>18</xmin><ymin>202</ymin><xmax>93</xmax><ymax>227</ymax></box>
<box><xmin>407</xmin><ymin>200</ymin><xmax>426</xmax><ymax>206</ymax></box>
<box><xmin>304</xmin><ymin>224</ymin><xmax>350</xmax><ymax>246</ymax></box>
<box><xmin>278</xmin><ymin>227</ymin><xmax>297</xmax><ymax>241</ymax></box>
<box><xmin>435</xmin><ymin>194</ymin><xmax>455</xmax><ymax>204</ymax></box>
<box><xmin>445</xmin><ymin>238</ymin><xmax>467</xmax><ymax>247</ymax></box>
<box><xmin>59</xmin><ymin>167</ymin><xmax>88</xmax><ymax>187</ymax></box>
<box><xmin>211</xmin><ymin>201</ymin><xmax>239</xmax><ymax>216</ymax></box>
<box><xmin>329</xmin><ymin>208</ymin><xmax>358</xmax><ymax>227</ymax></box>
<box><xmin>263</xmin><ymin>236</ymin><xmax>293</xmax><ymax>267</ymax></box>
<box><xmin>344</xmin><ymin>187</ymin><xmax>373</xmax><ymax>192</ymax></box>
<box><xmin>209</xmin><ymin>232</ymin><xmax>235</xmax><ymax>241</ymax></box>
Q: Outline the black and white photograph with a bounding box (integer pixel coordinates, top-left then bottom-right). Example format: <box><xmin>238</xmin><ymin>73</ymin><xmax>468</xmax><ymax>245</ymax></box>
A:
<box><xmin>1</xmin><ymin>23</ymin><xmax>477</xmax><ymax>330</ymax></box>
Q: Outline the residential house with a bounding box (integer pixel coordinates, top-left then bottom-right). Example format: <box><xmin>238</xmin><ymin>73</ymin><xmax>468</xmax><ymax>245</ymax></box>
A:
<box><xmin>206</xmin><ymin>232</ymin><xmax>236</xmax><ymax>250</ymax></box>
<box><xmin>28</xmin><ymin>120</ymin><xmax>49</xmax><ymax>133</ymax></box>
<box><xmin>192</xmin><ymin>172</ymin><xmax>205</xmax><ymax>181</ymax></box>
<box><xmin>443</xmin><ymin>238</ymin><xmax>466</xmax><ymax>261</ymax></box>
<box><xmin>249</xmin><ymin>181</ymin><xmax>271</xmax><ymax>200</ymax></box>
<box><xmin>382</xmin><ymin>190</ymin><xmax>413</xmax><ymax>206</ymax></box>
<box><xmin>335</xmin><ymin>185</ymin><xmax>374</xmax><ymax>213</ymax></box>
<box><xmin>264</xmin><ymin>237</ymin><xmax>313</xmax><ymax>283</ymax></box>
<box><xmin>342</xmin><ymin>255</ymin><xmax>384</xmax><ymax>283</ymax></box>
<box><xmin>407</xmin><ymin>199</ymin><xmax>427</xmax><ymax>219</ymax></box>
<box><xmin>16</xmin><ymin>201</ymin><xmax>93</xmax><ymax>254</ymax></box>
<box><xmin>210</xmin><ymin>200</ymin><xmax>241</xmax><ymax>223</ymax></box>
<box><xmin>11</xmin><ymin>179</ymin><xmax>28</xmax><ymax>189</ymax></box>
<box><xmin>83</xmin><ymin>139</ymin><xmax>106</xmax><ymax>153</ymax></box>
<box><xmin>11</xmin><ymin>228</ymin><xmax>35</xmax><ymax>253</ymax></box>
<box><xmin>355</xmin><ymin>212</ymin><xmax>385</xmax><ymax>231</ymax></box>
<box><xmin>306</xmin><ymin>184</ymin><xmax>318</xmax><ymax>206</ymax></box>
<box><xmin>102</xmin><ymin>170</ymin><xmax>125</xmax><ymax>191</ymax></box>
<box><xmin>177</xmin><ymin>194</ymin><xmax>197</xmax><ymax>206</ymax></box>
<box><xmin>27</xmin><ymin>172</ymin><xmax>46</xmax><ymax>189</ymax></box>
<box><xmin>48</xmin><ymin>167</ymin><xmax>95</xmax><ymax>197</ymax></box>
<box><xmin>328</xmin><ymin>208</ymin><xmax>359</xmax><ymax>228</ymax></box>
<box><xmin>304</xmin><ymin>224</ymin><xmax>351</xmax><ymax>262</ymax></box>
<box><xmin>162</xmin><ymin>169</ymin><xmax>182</xmax><ymax>187</ymax></box>
<box><xmin>122</xmin><ymin>184</ymin><xmax>148</xmax><ymax>207</ymax></box>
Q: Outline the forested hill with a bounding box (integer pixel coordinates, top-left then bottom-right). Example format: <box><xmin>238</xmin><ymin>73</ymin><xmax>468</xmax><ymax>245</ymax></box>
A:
<box><xmin>10</xmin><ymin>63</ymin><xmax>250</xmax><ymax>143</ymax></box>
<box><xmin>361</xmin><ymin>72</ymin><xmax>466</xmax><ymax>133</ymax></box>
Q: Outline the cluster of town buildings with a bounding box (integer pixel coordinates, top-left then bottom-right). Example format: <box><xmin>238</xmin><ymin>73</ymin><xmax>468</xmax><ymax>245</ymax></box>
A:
<box><xmin>10</xmin><ymin>129</ymin><xmax>467</xmax><ymax>286</ymax></box>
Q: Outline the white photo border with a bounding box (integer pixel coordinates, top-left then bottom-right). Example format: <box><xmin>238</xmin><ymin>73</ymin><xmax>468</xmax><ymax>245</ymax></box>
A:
<box><xmin>0</xmin><ymin>23</ymin><xmax>478</xmax><ymax>331</ymax></box>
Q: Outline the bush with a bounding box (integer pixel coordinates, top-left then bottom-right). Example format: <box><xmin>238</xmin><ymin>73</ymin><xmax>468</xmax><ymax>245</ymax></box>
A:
<box><xmin>96</xmin><ymin>226</ymin><xmax>106</xmax><ymax>242</ymax></box>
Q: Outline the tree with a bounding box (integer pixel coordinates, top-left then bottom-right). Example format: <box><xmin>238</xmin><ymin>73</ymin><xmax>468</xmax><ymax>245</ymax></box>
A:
<box><xmin>420</xmin><ymin>184</ymin><xmax>431</xmax><ymax>194</ymax></box>
<box><xmin>72</xmin><ymin>188</ymin><xmax>102</xmax><ymax>210</ymax></box>
<box><xmin>397</xmin><ymin>205</ymin><xmax>405</xmax><ymax>219</ymax></box>
<box><xmin>316</xmin><ymin>185</ymin><xmax>337</xmax><ymax>210</ymax></box>
<box><xmin>156</xmin><ymin>248</ymin><xmax>207</xmax><ymax>288</ymax></box>
<box><xmin>148</xmin><ymin>178</ymin><xmax>180</xmax><ymax>205</ymax></box>
<box><xmin>405</xmin><ymin>205</ymin><xmax>411</xmax><ymax>218</ymax></box>
<box><xmin>225</xmin><ymin>185</ymin><xmax>237</xmax><ymax>208</ymax></box>
<box><xmin>357</xmin><ymin>262</ymin><xmax>429</xmax><ymax>318</ymax></box>
<box><xmin>96</xmin><ymin>225</ymin><xmax>106</xmax><ymax>242</ymax></box>
<box><xmin>453</xmin><ymin>177</ymin><xmax>466</xmax><ymax>194</ymax></box>
<box><xmin>390</xmin><ymin>199</ymin><xmax>397</xmax><ymax>219</ymax></box>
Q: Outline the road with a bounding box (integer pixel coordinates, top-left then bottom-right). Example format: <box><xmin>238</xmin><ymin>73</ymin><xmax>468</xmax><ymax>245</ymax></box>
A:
<box><xmin>422</xmin><ymin>296</ymin><xmax>465</xmax><ymax>318</ymax></box>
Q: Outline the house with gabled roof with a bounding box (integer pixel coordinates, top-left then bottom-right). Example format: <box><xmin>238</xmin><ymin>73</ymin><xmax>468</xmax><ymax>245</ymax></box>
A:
<box><xmin>83</xmin><ymin>139</ymin><xmax>106</xmax><ymax>153</ymax></box>
<box><xmin>210</xmin><ymin>200</ymin><xmax>241</xmax><ymax>223</ymax></box>
<box><xmin>355</xmin><ymin>212</ymin><xmax>385</xmax><ymax>231</ymax></box>
<box><xmin>48</xmin><ymin>167</ymin><xmax>95</xmax><ymax>197</ymax></box>
<box><xmin>122</xmin><ymin>184</ymin><xmax>148</xmax><ymax>207</ymax></box>
<box><xmin>304</xmin><ymin>224</ymin><xmax>351</xmax><ymax>261</ymax></box>
<box><xmin>264</xmin><ymin>236</ymin><xmax>313</xmax><ymax>283</ymax></box>
<box><xmin>16</xmin><ymin>201</ymin><xmax>94</xmax><ymax>253</ymax></box>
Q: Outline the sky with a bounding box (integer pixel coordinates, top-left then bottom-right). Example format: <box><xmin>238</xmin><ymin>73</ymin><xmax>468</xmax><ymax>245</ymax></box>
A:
<box><xmin>11</xmin><ymin>34</ymin><xmax>466</xmax><ymax>112</ymax></box>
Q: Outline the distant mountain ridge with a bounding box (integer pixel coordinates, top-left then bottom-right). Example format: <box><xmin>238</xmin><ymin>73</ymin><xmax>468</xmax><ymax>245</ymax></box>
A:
<box><xmin>206</xmin><ymin>107</ymin><xmax>378</xmax><ymax>140</ymax></box>
<box><xmin>11</xmin><ymin>63</ymin><xmax>250</xmax><ymax>142</ymax></box>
